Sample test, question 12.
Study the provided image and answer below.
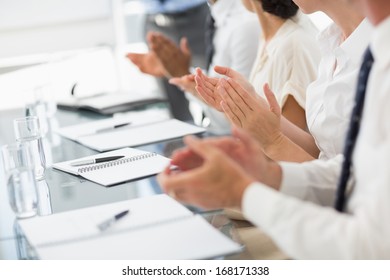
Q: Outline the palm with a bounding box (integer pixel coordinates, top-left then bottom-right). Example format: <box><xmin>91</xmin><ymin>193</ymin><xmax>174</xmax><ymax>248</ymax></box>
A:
<box><xmin>126</xmin><ymin>52</ymin><xmax>167</xmax><ymax>77</ymax></box>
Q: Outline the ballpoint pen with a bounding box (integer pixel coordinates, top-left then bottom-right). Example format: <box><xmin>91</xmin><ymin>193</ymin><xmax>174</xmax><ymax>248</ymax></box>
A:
<box><xmin>95</xmin><ymin>122</ymin><xmax>132</xmax><ymax>133</ymax></box>
<box><xmin>97</xmin><ymin>210</ymin><xmax>130</xmax><ymax>231</ymax></box>
<box><xmin>70</xmin><ymin>155</ymin><xmax>125</xmax><ymax>166</ymax></box>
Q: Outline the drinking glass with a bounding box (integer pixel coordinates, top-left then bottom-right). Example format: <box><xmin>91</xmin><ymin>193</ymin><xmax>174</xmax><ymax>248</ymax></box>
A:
<box><xmin>1</xmin><ymin>142</ymin><xmax>38</xmax><ymax>219</ymax></box>
<box><xmin>13</xmin><ymin>116</ymin><xmax>46</xmax><ymax>179</ymax></box>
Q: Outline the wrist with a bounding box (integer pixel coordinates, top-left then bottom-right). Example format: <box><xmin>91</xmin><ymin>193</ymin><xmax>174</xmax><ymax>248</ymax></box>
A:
<box><xmin>264</xmin><ymin>160</ymin><xmax>282</xmax><ymax>191</ymax></box>
<box><xmin>263</xmin><ymin>132</ymin><xmax>286</xmax><ymax>159</ymax></box>
<box><xmin>232</xmin><ymin>176</ymin><xmax>254</xmax><ymax>208</ymax></box>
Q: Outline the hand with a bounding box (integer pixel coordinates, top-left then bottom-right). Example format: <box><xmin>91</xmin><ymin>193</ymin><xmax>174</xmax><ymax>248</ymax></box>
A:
<box><xmin>148</xmin><ymin>32</ymin><xmax>191</xmax><ymax>78</ymax></box>
<box><xmin>169</xmin><ymin>74</ymin><xmax>198</xmax><ymax>97</ymax></box>
<box><xmin>170</xmin><ymin>127</ymin><xmax>274</xmax><ymax>183</ymax></box>
<box><xmin>126</xmin><ymin>52</ymin><xmax>167</xmax><ymax>77</ymax></box>
<box><xmin>214</xmin><ymin>66</ymin><xmax>256</xmax><ymax>93</ymax></box>
<box><xmin>194</xmin><ymin>66</ymin><xmax>256</xmax><ymax>112</ymax></box>
<box><xmin>194</xmin><ymin>68</ymin><xmax>223</xmax><ymax>111</ymax></box>
<box><xmin>219</xmin><ymin>80</ymin><xmax>283</xmax><ymax>151</ymax></box>
<box><xmin>158</xmin><ymin>135</ymin><xmax>255</xmax><ymax>209</ymax></box>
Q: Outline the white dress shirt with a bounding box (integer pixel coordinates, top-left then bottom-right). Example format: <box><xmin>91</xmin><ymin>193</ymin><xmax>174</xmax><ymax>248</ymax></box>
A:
<box><xmin>249</xmin><ymin>14</ymin><xmax>321</xmax><ymax>108</ymax></box>
<box><xmin>242</xmin><ymin>16</ymin><xmax>390</xmax><ymax>259</ymax></box>
<box><xmin>194</xmin><ymin>0</ymin><xmax>260</xmax><ymax>135</ymax></box>
<box><xmin>306</xmin><ymin>20</ymin><xmax>373</xmax><ymax>160</ymax></box>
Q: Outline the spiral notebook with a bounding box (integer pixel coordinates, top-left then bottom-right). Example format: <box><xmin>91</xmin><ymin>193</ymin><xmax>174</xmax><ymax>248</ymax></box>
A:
<box><xmin>52</xmin><ymin>148</ymin><xmax>170</xmax><ymax>186</ymax></box>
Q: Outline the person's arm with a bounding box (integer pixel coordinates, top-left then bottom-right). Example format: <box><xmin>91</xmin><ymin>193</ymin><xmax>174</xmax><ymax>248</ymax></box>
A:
<box><xmin>219</xmin><ymin>79</ymin><xmax>318</xmax><ymax>162</ymax></box>
<box><xmin>280</xmin><ymin>116</ymin><xmax>320</xmax><ymax>158</ymax></box>
<box><xmin>242</xmin><ymin>177</ymin><xmax>388</xmax><ymax>259</ymax></box>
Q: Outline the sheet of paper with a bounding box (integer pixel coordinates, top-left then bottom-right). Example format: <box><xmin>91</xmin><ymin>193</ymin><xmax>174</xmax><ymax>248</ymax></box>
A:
<box><xmin>77</xmin><ymin>119</ymin><xmax>206</xmax><ymax>152</ymax></box>
<box><xmin>36</xmin><ymin>216</ymin><xmax>242</xmax><ymax>260</ymax></box>
<box><xmin>18</xmin><ymin>195</ymin><xmax>242</xmax><ymax>259</ymax></box>
<box><xmin>57</xmin><ymin>109</ymin><xmax>170</xmax><ymax>141</ymax></box>
<box><xmin>18</xmin><ymin>195</ymin><xmax>193</xmax><ymax>247</ymax></box>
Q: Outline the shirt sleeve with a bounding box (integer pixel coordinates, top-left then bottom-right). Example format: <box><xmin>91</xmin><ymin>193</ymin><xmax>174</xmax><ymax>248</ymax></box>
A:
<box><xmin>242</xmin><ymin>146</ymin><xmax>390</xmax><ymax>259</ymax></box>
<box><xmin>279</xmin><ymin>155</ymin><xmax>343</xmax><ymax>206</ymax></box>
<box><xmin>279</xmin><ymin>33</ymin><xmax>321</xmax><ymax>109</ymax></box>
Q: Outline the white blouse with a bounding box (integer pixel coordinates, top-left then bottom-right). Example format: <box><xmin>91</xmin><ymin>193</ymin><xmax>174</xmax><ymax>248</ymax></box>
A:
<box><xmin>306</xmin><ymin>19</ymin><xmax>373</xmax><ymax>159</ymax></box>
<box><xmin>193</xmin><ymin>0</ymin><xmax>261</xmax><ymax>135</ymax></box>
<box><xmin>249</xmin><ymin>14</ymin><xmax>321</xmax><ymax>109</ymax></box>
<box><xmin>243</xmin><ymin>17</ymin><xmax>390</xmax><ymax>259</ymax></box>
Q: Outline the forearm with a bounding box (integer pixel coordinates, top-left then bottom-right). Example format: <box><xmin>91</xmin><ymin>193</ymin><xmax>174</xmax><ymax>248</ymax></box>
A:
<box><xmin>264</xmin><ymin>133</ymin><xmax>316</xmax><ymax>163</ymax></box>
<box><xmin>242</xmin><ymin>183</ymin><xmax>388</xmax><ymax>259</ymax></box>
<box><xmin>280</xmin><ymin>116</ymin><xmax>320</xmax><ymax>158</ymax></box>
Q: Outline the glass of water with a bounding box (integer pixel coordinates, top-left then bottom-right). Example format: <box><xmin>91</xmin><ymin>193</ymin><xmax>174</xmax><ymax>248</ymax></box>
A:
<box><xmin>1</xmin><ymin>142</ymin><xmax>38</xmax><ymax>219</ymax></box>
<box><xmin>13</xmin><ymin>116</ymin><xmax>46</xmax><ymax>180</ymax></box>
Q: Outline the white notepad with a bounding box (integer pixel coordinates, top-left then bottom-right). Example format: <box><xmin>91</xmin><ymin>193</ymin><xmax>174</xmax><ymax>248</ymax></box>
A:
<box><xmin>58</xmin><ymin>118</ymin><xmax>206</xmax><ymax>152</ymax></box>
<box><xmin>18</xmin><ymin>195</ymin><xmax>242</xmax><ymax>260</ymax></box>
<box><xmin>52</xmin><ymin>148</ymin><xmax>170</xmax><ymax>186</ymax></box>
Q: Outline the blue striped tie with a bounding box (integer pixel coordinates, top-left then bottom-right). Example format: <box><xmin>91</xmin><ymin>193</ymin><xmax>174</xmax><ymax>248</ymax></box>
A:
<box><xmin>334</xmin><ymin>47</ymin><xmax>374</xmax><ymax>212</ymax></box>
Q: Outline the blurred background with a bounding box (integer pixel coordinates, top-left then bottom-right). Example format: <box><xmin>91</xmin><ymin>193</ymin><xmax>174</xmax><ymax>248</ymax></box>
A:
<box><xmin>0</xmin><ymin>0</ymin><xmax>332</xmax><ymax>110</ymax></box>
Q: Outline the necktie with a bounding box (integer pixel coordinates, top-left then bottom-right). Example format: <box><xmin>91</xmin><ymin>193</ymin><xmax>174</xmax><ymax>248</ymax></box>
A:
<box><xmin>205</xmin><ymin>14</ymin><xmax>216</xmax><ymax>70</ymax></box>
<box><xmin>334</xmin><ymin>48</ymin><xmax>374</xmax><ymax>212</ymax></box>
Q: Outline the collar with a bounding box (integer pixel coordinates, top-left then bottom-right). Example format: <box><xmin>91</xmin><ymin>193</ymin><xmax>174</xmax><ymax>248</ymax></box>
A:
<box><xmin>317</xmin><ymin>22</ymin><xmax>343</xmax><ymax>56</ymax></box>
<box><xmin>264</xmin><ymin>19</ymin><xmax>299</xmax><ymax>56</ymax></box>
<box><xmin>371</xmin><ymin>16</ymin><xmax>390</xmax><ymax>69</ymax></box>
<box><xmin>340</xmin><ymin>19</ymin><xmax>373</xmax><ymax>65</ymax></box>
<box><xmin>318</xmin><ymin>19</ymin><xmax>373</xmax><ymax>72</ymax></box>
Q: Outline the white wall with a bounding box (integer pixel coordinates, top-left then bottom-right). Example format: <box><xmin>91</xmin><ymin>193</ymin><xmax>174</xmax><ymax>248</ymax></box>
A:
<box><xmin>0</xmin><ymin>0</ymin><xmax>115</xmax><ymax>59</ymax></box>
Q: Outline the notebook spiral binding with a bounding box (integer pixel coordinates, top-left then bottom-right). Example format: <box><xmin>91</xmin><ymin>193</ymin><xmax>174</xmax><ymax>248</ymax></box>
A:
<box><xmin>77</xmin><ymin>152</ymin><xmax>158</xmax><ymax>174</ymax></box>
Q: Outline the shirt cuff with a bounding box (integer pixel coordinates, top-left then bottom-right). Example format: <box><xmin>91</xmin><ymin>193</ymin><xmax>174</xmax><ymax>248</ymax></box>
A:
<box><xmin>242</xmin><ymin>182</ymin><xmax>285</xmax><ymax>227</ymax></box>
<box><xmin>279</xmin><ymin>162</ymin><xmax>309</xmax><ymax>200</ymax></box>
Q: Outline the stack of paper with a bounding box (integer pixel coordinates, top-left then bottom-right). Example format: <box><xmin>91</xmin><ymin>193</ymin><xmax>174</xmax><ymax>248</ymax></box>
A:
<box><xmin>18</xmin><ymin>195</ymin><xmax>242</xmax><ymax>259</ymax></box>
<box><xmin>57</xmin><ymin>118</ymin><xmax>206</xmax><ymax>152</ymax></box>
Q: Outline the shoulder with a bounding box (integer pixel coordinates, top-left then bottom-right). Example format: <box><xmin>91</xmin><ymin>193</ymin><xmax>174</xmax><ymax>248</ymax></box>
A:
<box><xmin>275</xmin><ymin>22</ymin><xmax>320</xmax><ymax>58</ymax></box>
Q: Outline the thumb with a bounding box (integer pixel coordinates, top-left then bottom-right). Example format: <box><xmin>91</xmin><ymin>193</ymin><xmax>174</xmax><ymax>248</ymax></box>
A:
<box><xmin>232</xmin><ymin>126</ymin><xmax>256</xmax><ymax>148</ymax></box>
<box><xmin>214</xmin><ymin>66</ymin><xmax>241</xmax><ymax>79</ymax></box>
<box><xmin>169</xmin><ymin>77</ymin><xmax>181</xmax><ymax>86</ymax></box>
<box><xmin>180</xmin><ymin>37</ymin><xmax>191</xmax><ymax>56</ymax></box>
<box><xmin>263</xmin><ymin>83</ymin><xmax>281</xmax><ymax>116</ymax></box>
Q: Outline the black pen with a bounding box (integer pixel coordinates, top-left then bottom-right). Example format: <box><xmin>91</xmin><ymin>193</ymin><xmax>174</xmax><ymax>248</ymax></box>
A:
<box><xmin>95</xmin><ymin>122</ymin><xmax>132</xmax><ymax>133</ymax></box>
<box><xmin>97</xmin><ymin>210</ymin><xmax>130</xmax><ymax>231</ymax></box>
<box><xmin>70</xmin><ymin>155</ymin><xmax>124</xmax><ymax>166</ymax></box>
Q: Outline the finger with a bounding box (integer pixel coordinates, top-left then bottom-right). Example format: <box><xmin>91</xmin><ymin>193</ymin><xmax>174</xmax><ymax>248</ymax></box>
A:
<box><xmin>194</xmin><ymin>72</ymin><xmax>220</xmax><ymax>101</ymax></box>
<box><xmin>184</xmin><ymin>135</ymin><xmax>223</xmax><ymax>161</ymax></box>
<box><xmin>226</xmin><ymin>78</ymin><xmax>255</xmax><ymax>111</ymax></box>
<box><xmin>157</xmin><ymin>166</ymin><xmax>201</xmax><ymax>195</ymax></box>
<box><xmin>221</xmin><ymin>100</ymin><xmax>242</xmax><ymax>127</ymax></box>
<box><xmin>195</xmin><ymin>75</ymin><xmax>215</xmax><ymax>100</ymax></box>
<box><xmin>171</xmin><ymin>149</ymin><xmax>203</xmax><ymax>171</ymax></box>
<box><xmin>263</xmin><ymin>83</ymin><xmax>281</xmax><ymax>116</ymax></box>
<box><xmin>146</xmin><ymin>31</ymin><xmax>155</xmax><ymax>44</ymax></box>
<box><xmin>180</xmin><ymin>37</ymin><xmax>191</xmax><ymax>56</ymax></box>
<box><xmin>219</xmin><ymin>79</ymin><xmax>246</xmax><ymax>120</ymax></box>
<box><xmin>126</xmin><ymin>53</ymin><xmax>142</xmax><ymax>63</ymax></box>
<box><xmin>214</xmin><ymin>66</ymin><xmax>242</xmax><ymax>80</ymax></box>
<box><xmin>187</xmin><ymin>74</ymin><xmax>195</xmax><ymax>81</ymax></box>
<box><xmin>196</xmin><ymin>68</ymin><xmax>218</xmax><ymax>86</ymax></box>
<box><xmin>169</xmin><ymin>77</ymin><xmax>182</xmax><ymax>86</ymax></box>
<box><xmin>196</xmin><ymin>83</ymin><xmax>221</xmax><ymax>110</ymax></box>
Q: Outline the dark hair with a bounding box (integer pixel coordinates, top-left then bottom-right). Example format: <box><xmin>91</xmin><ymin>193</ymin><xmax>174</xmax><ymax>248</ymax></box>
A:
<box><xmin>260</xmin><ymin>0</ymin><xmax>299</xmax><ymax>19</ymax></box>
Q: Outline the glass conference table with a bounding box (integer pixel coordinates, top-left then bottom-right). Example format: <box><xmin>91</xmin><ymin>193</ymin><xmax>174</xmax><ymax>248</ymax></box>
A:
<box><xmin>0</xmin><ymin>105</ymin><xmax>254</xmax><ymax>260</ymax></box>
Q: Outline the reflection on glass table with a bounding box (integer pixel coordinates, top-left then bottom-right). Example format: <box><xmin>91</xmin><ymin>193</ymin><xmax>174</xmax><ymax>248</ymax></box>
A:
<box><xmin>0</xmin><ymin>106</ymin><xmax>248</xmax><ymax>260</ymax></box>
